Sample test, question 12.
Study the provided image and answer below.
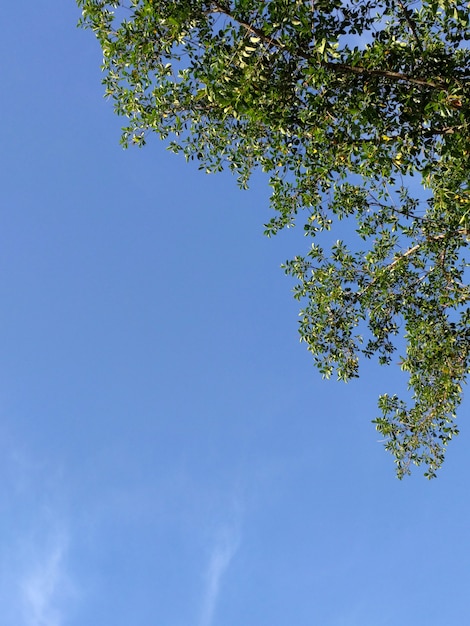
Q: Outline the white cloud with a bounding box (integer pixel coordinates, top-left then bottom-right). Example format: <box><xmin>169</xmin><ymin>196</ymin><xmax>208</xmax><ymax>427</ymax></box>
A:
<box><xmin>20</xmin><ymin>529</ymin><xmax>73</xmax><ymax>626</ymax></box>
<box><xmin>0</xmin><ymin>439</ymin><xmax>76</xmax><ymax>626</ymax></box>
<box><xmin>200</xmin><ymin>526</ymin><xmax>240</xmax><ymax>626</ymax></box>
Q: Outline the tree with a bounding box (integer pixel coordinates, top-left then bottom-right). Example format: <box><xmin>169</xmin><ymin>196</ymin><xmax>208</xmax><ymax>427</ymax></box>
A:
<box><xmin>77</xmin><ymin>0</ymin><xmax>470</xmax><ymax>478</ymax></box>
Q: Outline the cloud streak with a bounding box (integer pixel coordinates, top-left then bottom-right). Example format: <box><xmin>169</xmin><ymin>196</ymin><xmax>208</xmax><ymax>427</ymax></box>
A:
<box><xmin>20</xmin><ymin>529</ymin><xmax>72</xmax><ymax>626</ymax></box>
<box><xmin>0</xmin><ymin>438</ymin><xmax>76</xmax><ymax>626</ymax></box>
<box><xmin>200</xmin><ymin>527</ymin><xmax>240</xmax><ymax>626</ymax></box>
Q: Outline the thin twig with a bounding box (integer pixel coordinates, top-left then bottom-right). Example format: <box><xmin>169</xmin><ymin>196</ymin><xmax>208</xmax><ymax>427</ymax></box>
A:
<box><xmin>395</xmin><ymin>0</ymin><xmax>424</xmax><ymax>53</ymax></box>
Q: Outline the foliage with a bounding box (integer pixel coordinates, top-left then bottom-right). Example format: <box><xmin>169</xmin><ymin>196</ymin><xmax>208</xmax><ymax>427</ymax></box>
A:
<box><xmin>77</xmin><ymin>0</ymin><xmax>470</xmax><ymax>478</ymax></box>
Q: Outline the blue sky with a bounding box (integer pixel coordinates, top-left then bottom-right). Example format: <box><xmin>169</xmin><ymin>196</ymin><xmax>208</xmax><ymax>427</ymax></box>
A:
<box><xmin>1</xmin><ymin>2</ymin><xmax>470</xmax><ymax>625</ymax></box>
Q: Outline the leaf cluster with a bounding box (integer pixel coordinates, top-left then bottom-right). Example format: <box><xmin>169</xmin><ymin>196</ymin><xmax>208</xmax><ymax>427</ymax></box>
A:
<box><xmin>77</xmin><ymin>0</ymin><xmax>470</xmax><ymax>477</ymax></box>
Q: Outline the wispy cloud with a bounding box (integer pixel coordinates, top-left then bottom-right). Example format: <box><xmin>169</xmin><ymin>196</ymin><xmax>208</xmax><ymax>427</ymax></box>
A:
<box><xmin>200</xmin><ymin>525</ymin><xmax>240</xmax><ymax>626</ymax></box>
<box><xmin>20</xmin><ymin>529</ymin><xmax>72</xmax><ymax>626</ymax></box>
<box><xmin>0</xmin><ymin>438</ymin><xmax>77</xmax><ymax>626</ymax></box>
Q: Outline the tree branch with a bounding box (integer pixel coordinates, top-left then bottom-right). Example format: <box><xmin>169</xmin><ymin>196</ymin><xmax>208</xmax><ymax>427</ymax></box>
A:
<box><xmin>394</xmin><ymin>0</ymin><xmax>424</xmax><ymax>53</ymax></box>
<box><xmin>210</xmin><ymin>1</ymin><xmax>447</xmax><ymax>90</ymax></box>
<box><xmin>357</xmin><ymin>229</ymin><xmax>468</xmax><ymax>300</ymax></box>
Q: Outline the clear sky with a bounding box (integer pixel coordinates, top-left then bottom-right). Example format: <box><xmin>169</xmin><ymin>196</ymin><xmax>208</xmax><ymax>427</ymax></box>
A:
<box><xmin>1</xmin><ymin>3</ymin><xmax>469</xmax><ymax>626</ymax></box>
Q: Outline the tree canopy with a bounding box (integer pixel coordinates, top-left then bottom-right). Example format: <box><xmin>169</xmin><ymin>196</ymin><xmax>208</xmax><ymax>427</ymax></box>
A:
<box><xmin>77</xmin><ymin>0</ymin><xmax>470</xmax><ymax>477</ymax></box>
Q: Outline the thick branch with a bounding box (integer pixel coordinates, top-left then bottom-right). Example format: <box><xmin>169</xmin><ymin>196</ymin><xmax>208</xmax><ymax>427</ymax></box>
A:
<box><xmin>323</xmin><ymin>62</ymin><xmax>443</xmax><ymax>88</ymax></box>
